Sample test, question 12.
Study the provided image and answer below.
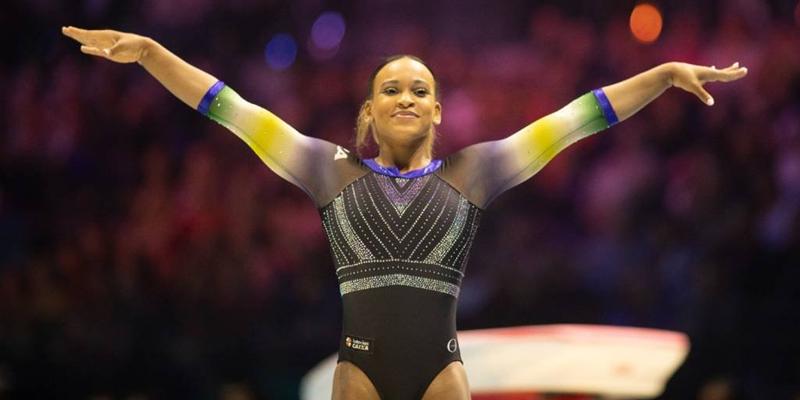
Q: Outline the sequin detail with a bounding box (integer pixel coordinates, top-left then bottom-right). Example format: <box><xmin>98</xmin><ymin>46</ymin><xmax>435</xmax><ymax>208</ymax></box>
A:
<box><xmin>339</xmin><ymin>274</ymin><xmax>460</xmax><ymax>297</ymax></box>
<box><xmin>319</xmin><ymin>172</ymin><xmax>483</xmax><ymax>297</ymax></box>
<box><xmin>374</xmin><ymin>174</ymin><xmax>429</xmax><ymax>216</ymax></box>
<box><xmin>337</xmin><ymin>264</ymin><xmax>461</xmax><ymax>281</ymax></box>
<box><xmin>332</xmin><ymin>193</ymin><xmax>373</xmax><ymax>261</ymax></box>
<box><xmin>335</xmin><ymin>258</ymin><xmax>464</xmax><ymax>277</ymax></box>
<box><xmin>425</xmin><ymin>195</ymin><xmax>470</xmax><ymax>263</ymax></box>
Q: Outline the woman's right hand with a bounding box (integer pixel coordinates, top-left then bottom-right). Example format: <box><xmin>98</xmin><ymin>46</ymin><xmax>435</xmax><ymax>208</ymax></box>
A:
<box><xmin>62</xmin><ymin>26</ymin><xmax>152</xmax><ymax>64</ymax></box>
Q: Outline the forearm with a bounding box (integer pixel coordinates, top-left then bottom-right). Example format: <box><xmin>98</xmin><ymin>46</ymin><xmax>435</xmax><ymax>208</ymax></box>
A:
<box><xmin>138</xmin><ymin>38</ymin><xmax>218</xmax><ymax>109</ymax></box>
<box><xmin>602</xmin><ymin>62</ymin><xmax>675</xmax><ymax>122</ymax></box>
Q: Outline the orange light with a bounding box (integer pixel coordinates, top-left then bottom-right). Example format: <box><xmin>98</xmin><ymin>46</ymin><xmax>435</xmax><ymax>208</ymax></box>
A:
<box><xmin>629</xmin><ymin>3</ymin><xmax>663</xmax><ymax>44</ymax></box>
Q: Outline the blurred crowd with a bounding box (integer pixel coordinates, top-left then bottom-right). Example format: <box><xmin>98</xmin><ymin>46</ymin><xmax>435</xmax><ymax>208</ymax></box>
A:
<box><xmin>1</xmin><ymin>0</ymin><xmax>799</xmax><ymax>399</ymax></box>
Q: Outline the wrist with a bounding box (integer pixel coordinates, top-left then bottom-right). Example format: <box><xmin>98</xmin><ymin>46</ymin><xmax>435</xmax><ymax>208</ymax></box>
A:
<box><xmin>662</xmin><ymin>62</ymin><xmax>677</xmax><ymax>87</ymax></box>
<box><xmin>137</xmin><ymin>37</ymin><xmax>157</xmax><ymax>65</ymax></box>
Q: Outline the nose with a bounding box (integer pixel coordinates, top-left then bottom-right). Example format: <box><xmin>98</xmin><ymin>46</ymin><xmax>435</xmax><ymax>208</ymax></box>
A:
<box><xmin>397</xmin><ymin>90</ymin><xmax>414</xmax><ymax>108</ymax></box>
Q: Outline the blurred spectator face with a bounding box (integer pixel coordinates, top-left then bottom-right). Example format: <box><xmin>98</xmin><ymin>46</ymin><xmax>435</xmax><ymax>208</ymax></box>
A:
<box><xmin>367</xmin><ymin>57</ymin><xmax>441</xmax><ymax>151</ymax></box>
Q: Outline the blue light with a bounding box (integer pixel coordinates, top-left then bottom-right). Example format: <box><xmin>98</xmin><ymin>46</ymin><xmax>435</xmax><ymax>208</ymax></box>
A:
<box><xmin>265</xmin><ymin>34</ymin><xmax>297</xmax><ymax>71</ymax></box>
<box><xmin>311</xmin><ymin>12</ymin><xmax>346</xmax><ymax>50</ymax></box>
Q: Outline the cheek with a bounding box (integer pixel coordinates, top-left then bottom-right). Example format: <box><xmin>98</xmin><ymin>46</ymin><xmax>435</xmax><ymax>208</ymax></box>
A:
<box><xmin>372</xmin><ymin>99</ymin><xmax>393</xmax><ymax>118</ymax></box>
<box><xmin>420</xmin><ymin>100</ymin><xmax>438</xmax><ymax>118</ymax></box>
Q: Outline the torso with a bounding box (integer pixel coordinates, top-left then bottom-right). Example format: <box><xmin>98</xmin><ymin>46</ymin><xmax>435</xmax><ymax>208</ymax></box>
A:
<box><xmin>319</xmin><ymin>159</ymin><xmax>483</xmax><ymax>399</ymax></box>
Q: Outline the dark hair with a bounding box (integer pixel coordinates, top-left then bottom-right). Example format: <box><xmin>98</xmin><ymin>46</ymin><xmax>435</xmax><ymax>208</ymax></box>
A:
<box><xmin>355</xmin><ymin>55</ymin><xmax>440</xmax><ymax>157</ymax></box>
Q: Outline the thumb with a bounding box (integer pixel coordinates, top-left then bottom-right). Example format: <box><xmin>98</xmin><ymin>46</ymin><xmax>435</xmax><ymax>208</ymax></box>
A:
<box><xmin>692</xmin><ymin>83</ymin><xmax>714</xmax><ymax>106</ymax></box>
<box><xmin>80</xmin><ymin>45</ymin><xmax>110</xmax><ymax>58</ymax></box>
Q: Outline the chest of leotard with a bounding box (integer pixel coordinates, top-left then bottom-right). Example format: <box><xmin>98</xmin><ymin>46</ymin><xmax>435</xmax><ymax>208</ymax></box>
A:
<box><xmin>319</xmin><ymin>172</ymin><xmax>482</xmax><ymax>298</ymax></box>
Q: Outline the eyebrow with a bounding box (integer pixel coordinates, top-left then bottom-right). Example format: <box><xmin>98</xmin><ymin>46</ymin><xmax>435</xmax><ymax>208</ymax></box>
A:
<box><xmin>380</xmin><ymin>79</ymin><xmax>431</xmax><ymax>87</ymax></box>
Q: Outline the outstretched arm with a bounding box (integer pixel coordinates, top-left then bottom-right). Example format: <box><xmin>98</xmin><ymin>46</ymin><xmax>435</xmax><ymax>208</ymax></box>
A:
<box><xmin>62</xmin><ymin>26</ymin><xmax>348</xmax><ymax>206</ymax></box>
<box><xmin>447</xmin><ymin>61</ymin><xmax>747</xmax><ymax>209</ymax></box>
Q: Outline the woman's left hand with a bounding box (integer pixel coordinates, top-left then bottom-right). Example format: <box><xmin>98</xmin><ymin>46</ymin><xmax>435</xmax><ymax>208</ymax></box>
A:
<box><xmin>669</xmin><ymin>61</ymin><xmax>748</xmax><ymax>106</ymax></box>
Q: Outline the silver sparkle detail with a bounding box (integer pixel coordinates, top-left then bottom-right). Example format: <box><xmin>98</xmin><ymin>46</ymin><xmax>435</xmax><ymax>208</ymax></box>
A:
<box><xmin>409</xmin><ymin>188</ymin><xmax>452</xmax><ymax>258</ymax></box>
<box><xmin>337</xmin><ymin>264</ymin><xmax>461</xmax><ymax>281</ymax></box>
<box><xmin>339</xmin><ymin>273</ymin><xmax>460</xmax><ymax>297</ymax></box>
<box><xmin>374</xmin><ymin>174</ymin><xmax>428</xmax><ymax>217</ymax></box>
<box><xmin>425</xmin><ymin>195</ymin><xmax>470</xmax><ymax>263</ymax></box>
<box><xmin>451</xmin><ymin>210</ymin><xmax>481</xmax><ymax>269</ymax></box>
<box><xmin>365</xmin><ymin>177</ymin><xmax>441</xmax><ymax>243</ymax></box>
<box><xmin>335</xmin><ymin>258</ymin><xmax>464</xmax><ymax>277</ymax></box>
<box><xmin>333</xmin><ymin>194</ymin><xmax>373</xmax><ymax>261</ymax></box>
<box><xmin>321</xmin><ymin>207</ymin><xmax>348</xmax><ymax>264</ymax></box>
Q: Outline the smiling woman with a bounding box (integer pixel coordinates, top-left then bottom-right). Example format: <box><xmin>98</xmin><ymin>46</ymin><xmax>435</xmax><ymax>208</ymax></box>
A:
<box><xmin>355</xmin><ymin>55</ymin><xmax>442</xmax><ymax>171</ymax></box>
<box><xmin>61</xmin><ymin>25</ymin><xmax>746</xmax><ymax>400</ymax></box>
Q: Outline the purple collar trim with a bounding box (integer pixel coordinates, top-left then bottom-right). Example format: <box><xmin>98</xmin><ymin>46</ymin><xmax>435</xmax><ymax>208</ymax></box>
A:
<box><xmin>363</xmin><ymin>158</ymin><xmax>443</xmax><ymax>178</ymax></box>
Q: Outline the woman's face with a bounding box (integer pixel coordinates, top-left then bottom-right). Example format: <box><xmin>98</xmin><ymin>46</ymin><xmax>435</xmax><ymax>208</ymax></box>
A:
<box><xmin>367</xmin><ymin>57</ymin><xmax>441</xmax><ymax>148</ymax></box>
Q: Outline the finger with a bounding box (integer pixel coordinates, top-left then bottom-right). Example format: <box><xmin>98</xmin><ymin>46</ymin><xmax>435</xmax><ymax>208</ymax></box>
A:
<box><xmin>62</xmin><ymin>26</ymin><xmax>87</xmax><ymax>43</ymax></box>
<box><xmin>707</xmin><ymin>66</ymin><xmax>748</xmax><ymax>82</ymax></box>
<box><xmin>692</xmin><ymin>83</ymin><xmax>714</xmax><ymax>106</ymax></box>
<box><xmin>62</xmin><ymin>26</ymin><xmax>116</xmax><ymax>47</ymax></box>
<box><xmin>62</xmin><ymin>26</ymin><xmax>95</xmax><ymax>43</ymax></box>
<box><xmin>721</xmin><ymin>67</ymin><xmax>748</xmax><ymax>81</ymax></box>
<box><xmin>715</xmin><ymin>62</ymin><xmax>738</xmax><ymax>71</ymax></box>
<box><xmin>80</xmin><ymin>45</ymin><xmax>109</xmax><ymax>58</ymax></box>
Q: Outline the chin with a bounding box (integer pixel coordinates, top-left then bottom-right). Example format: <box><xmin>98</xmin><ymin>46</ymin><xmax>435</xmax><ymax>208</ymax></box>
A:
<box><xmin>380</xmin><ymin>129</ymin><xmax>431</xmax><ymax>145</ymax></box>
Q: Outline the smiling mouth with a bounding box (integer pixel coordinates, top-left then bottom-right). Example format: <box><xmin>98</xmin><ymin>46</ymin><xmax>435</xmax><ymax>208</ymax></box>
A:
<box><xmin>392</xmin><ymin>111</ymin><xmax>419</xmax><ymax>118</ymax></box>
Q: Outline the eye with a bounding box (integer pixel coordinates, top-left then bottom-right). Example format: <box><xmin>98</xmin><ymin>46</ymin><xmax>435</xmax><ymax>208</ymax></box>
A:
<box><xmin>382</xmin><ymin>87</ymin><xmax>398</xmax><ymax>95</ymax></box>
<box><xmin>414</xmin><ymin>88</ymin><xmax>429</xmax><ymax>97</ymax></box>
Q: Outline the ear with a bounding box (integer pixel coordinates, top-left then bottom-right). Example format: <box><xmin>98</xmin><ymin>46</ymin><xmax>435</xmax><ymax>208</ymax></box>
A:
<box><xmin>365</xmin><ymin>101</ymin><xmax>380</xmax><ymax>145</ymax></box>
<box><xmin>432</xmin><ymin>101</ymin><xmax>442</xmax><ymax>125</ymax></box>
<box><xmin>364</xmin><ymin>100</ymin><xmax>373</xmax><ymax>121</ymax></box>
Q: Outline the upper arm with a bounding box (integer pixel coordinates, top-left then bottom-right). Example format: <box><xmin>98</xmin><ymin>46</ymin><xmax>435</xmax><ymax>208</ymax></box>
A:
<box><xmin>200</xmin><ymin>82</ymin><xmax>348</xmax><ymax>206</ymax></box>
<box><xmin>446</xmin><ymin>90</ymin><xmax>617</xmax><ymax>209</ymax></box>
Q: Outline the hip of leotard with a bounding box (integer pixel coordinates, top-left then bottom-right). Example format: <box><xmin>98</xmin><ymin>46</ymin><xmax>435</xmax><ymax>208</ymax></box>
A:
<box><xmin>337</xmin><ymin>286</ymin><xmax>461</xmax><ymax>366</ymax></box>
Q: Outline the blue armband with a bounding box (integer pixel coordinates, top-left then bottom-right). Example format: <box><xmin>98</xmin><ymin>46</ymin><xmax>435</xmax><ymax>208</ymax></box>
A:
<box><xmin>592</xmin><ymin>88</ymin><xmax>619</xmax><ymax>126</ymax></box>
<box><xmin>197</xmin><ymin>80</ymin><xmax>226</xmax><ymax>115</ymax></box>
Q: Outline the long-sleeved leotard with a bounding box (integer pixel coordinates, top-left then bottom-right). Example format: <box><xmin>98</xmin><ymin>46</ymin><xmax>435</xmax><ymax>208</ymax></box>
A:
<box><xmin>200</xmin><ymin>82</ymin><xmax>617</xmax><ymax>400</ymax></box>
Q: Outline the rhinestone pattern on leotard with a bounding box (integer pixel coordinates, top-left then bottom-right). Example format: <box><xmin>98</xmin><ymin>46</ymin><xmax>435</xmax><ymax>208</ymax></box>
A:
<box><xmin>319</xmin><ymin>171</ymin><xmax>483</xmax><ymax>298</ymax></box>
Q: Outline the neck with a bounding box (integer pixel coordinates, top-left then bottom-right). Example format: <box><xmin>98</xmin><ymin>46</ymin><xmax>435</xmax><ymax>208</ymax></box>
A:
<box><xmin>374</xmin><ymin>138</ymin><xmax>432</xmax><ymax>173</ymax></box>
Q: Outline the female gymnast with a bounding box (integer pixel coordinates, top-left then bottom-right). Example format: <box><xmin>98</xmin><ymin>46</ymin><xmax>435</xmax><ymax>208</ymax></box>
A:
<box><xmin>62</xmin><ymin>26</ymin><xmax>747</xmax><ymax>400</ymax></box>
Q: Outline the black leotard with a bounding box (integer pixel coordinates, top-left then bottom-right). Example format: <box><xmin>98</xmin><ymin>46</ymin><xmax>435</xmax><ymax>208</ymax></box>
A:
<box><xmin>326</xmin><ymin>158</ymin><xmax>479</xmax><ymax>399</ymax></box>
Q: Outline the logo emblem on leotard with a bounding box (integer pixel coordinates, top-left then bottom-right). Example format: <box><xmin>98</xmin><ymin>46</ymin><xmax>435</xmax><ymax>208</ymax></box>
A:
<box><xmin>447</xmin><ymin>338</ymin><xmax>458</xmax><ymax>353</ymax></box>
<box><xmin>334</xmin><ymin>145</ymin><xmax>349</xmax><ymax>160</ymax></box>
<box><xmin>344</xmin><ymin>334</ymin><xmax>373</xmax><ymax>353</ymax></box>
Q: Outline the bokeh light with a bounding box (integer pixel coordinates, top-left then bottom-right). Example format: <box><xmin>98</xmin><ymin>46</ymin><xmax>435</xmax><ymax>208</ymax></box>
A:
<box><xmin>629</xmin><ymin>3</ymin><xmax>663</xmax><ymax>44</ymax></box>
<box><xmin>265</xmin><ymin>33</ymin><xmax>297</xmax><ymax>70</ymax></box>
<box><xmin>311</xmin><ymin>12</ymin><xmax>346</xmax><ymax>50</ymax></box>
<box><xmin>308</xmin><ymin>11</ymin><xmax>346</xmax><ymax>61</ymax></box>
